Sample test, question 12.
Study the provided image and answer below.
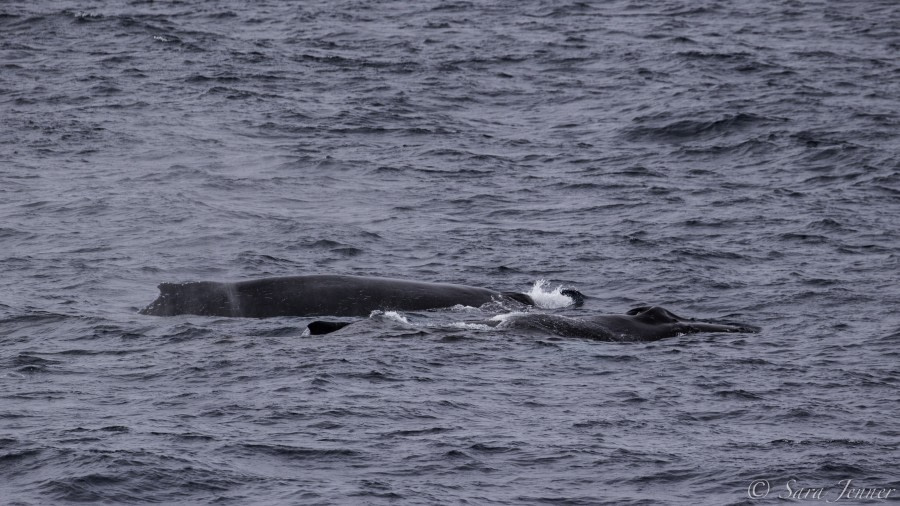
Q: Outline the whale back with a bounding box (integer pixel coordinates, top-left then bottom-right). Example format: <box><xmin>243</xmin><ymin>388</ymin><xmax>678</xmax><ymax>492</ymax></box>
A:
<box><xmin>139</xmin><ymin>281</ymin><xmax>237</xmax><ymax>317</ymax></box>
<box><xmin>140</xmin><ymin>275</ymin><xmax>530</xmax><ymax>318</ymax></box>
<box><xmin>499</xmin><ymin>306</ymin><xmax>760</xmax><ymax>341</ymax></box>
<box><xmin>236</xmin><ymin>275</ymin><xmax>505</xmax><ymax>317</ymax></box>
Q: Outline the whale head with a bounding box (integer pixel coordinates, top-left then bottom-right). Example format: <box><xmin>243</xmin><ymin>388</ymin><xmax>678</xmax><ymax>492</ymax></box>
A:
<box><xmin>626</xmin><ymin>306</ymin><xmax>760</xmax><ymax>334</ymax></box>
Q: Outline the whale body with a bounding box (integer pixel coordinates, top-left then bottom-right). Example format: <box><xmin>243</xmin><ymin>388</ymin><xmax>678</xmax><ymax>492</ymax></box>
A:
<box><xmin>139</xmin><ymin>275</ymin><xmax>549</xmax><ymax>318</ymax></box>
<box><xmin>308</xmin><ymin>306</ymin><xmax>759</xmax><ymax>342</ymax></box>
<box><xmin>492</xmin><ymin>306</ymin><xmax>760</xmax><ymax>341</ymax></box>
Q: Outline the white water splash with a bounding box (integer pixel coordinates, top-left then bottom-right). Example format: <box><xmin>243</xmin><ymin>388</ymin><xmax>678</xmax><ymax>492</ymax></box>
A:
<box><xmin>369</xmin><ymin>310</ymin><xmax>412</xmax><ymax>326</ymax></box>
<box><xmin>527</xmin><ymin>279</ymin><xmax>577</xmax><ymax>309</ymax></box>
<box><xmin>449</xmin><ymin>304</ymin><xmax>481</xmax><ymax>312</ymax></box>
<box><xmin>489</xmin><ymin>311</ymin><xmax>529</xmax><ymax>328</ymax></box>
<box><xmin>490</xmin><ymin>311</ymin><xmax>528</xmax><ymax>322</ymax></box>
<box><xmin>448</xmin><ymin>322</ymin><xmax>493</xmax><ymax>331</ymax></box>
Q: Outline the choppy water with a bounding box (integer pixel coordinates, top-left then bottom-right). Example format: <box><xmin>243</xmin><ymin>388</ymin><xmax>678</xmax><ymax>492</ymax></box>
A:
<box><xmin>2</xmin><ymin>0</ymin><xmax>899</xmax><ymax>504</ymax></box>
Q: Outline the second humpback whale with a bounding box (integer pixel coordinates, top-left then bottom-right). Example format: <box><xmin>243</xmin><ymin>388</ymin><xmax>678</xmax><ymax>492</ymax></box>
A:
<box><xmin>307</xmin><ymin>306</ymin><xmax>760</xmax><ymax>342</ymax></box>
<box><xmin>139</xmin><ymin>274</ymin><xmax>583</xmax><ymax>317</ymax></box>
<box><xmin>489</xmin><ymin>306</ymin><xmax>760</xmax><ymax>341</ymax></box>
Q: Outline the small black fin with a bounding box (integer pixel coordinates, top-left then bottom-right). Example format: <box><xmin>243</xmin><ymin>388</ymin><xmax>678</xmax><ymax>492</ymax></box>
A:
<box><xmin>307</xmin><ymin>321</ymin><xmax>353</xmax><ymax>335</ymax></box>
<box><xmin>560</xmin><ymin>289</ymin><xmax>585</xmax><ymax>307</ymax></box>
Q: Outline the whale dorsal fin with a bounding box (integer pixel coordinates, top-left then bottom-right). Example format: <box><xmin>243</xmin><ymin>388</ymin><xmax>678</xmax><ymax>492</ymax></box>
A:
<box><xmin>560</xmin><ymin>289</ymin><xmax>585</xmax><ymax>307</ymax></box>
<box><xmin>627</xmin><ymin>306</ymin><xmax>681</xmax><ymax>324</ymax></box>
<box><xmin>307</xmin><ymin>321</ymin><xmax>353</xmax><ymax>335</ymax></box>
<box><xmin>158</xmin><ymin>282</ymin><xmax>178</xmax><ymax>292</ymax></box>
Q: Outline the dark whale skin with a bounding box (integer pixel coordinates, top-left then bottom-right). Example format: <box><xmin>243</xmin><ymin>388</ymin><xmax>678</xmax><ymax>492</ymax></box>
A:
<box><xmin>139</xmin><ymin>275</ymin><xmax>536</xmax><ymax>318</ymax></box>
<box><xmin>495</xmin><ymin>306</ymin><xmax>760</xmax><ymax>341</ymax></box>
<box><xmin>308</xmin><ymin>306</ymin><xmax>760</xmax><ymax>341</ymax></box>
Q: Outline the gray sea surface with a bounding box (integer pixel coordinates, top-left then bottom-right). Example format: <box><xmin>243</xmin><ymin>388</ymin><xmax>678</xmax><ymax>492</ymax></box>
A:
<box><xmin>2</xmin><ymin>0</ymin><xmax>899</xmax><ymax>504</ymax></box>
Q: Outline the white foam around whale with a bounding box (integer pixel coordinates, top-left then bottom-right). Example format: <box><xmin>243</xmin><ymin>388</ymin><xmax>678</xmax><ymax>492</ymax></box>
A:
<box><xmin>490</xmin><ymin>311</ymin><xmax>529</xmax><ymax>328</ymax></box>
<box><xmin>527</xmin><ymin>279</ymin><xmax>577</xmax><ymax>309</ymax></box>
<box><xmin>448</xmin><ymin>322</ymin><xmax>493</xmax><ymax>331</ymax></box>
<box><xmin>369</xmin><ymin>310</ymin><xmax>412</xmax><ymax>326</ymax></box>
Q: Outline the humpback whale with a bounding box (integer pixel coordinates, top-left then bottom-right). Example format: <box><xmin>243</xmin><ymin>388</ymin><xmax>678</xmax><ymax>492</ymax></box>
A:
<box><xmin>307</xmin><ymin>306</ymin><xmax>759</xmax><ymax>342</ymax></box>
<box><xmin>139</xmin><ymin>275</ymin><xmax>582</xmax><ymax>317</ymax></box>
<box><xmin>491</xmin><ymin>306</ymin><xmax>759</xmax><ymax>341</ymax></box>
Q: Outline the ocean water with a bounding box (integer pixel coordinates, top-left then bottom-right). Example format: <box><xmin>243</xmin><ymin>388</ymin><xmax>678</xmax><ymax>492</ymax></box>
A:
<box><xmin>2</xmin><ymin>0</ymin><xmax>899</xmax><ymax>504</ymax></box>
